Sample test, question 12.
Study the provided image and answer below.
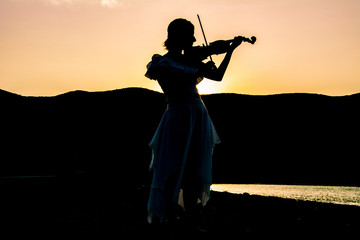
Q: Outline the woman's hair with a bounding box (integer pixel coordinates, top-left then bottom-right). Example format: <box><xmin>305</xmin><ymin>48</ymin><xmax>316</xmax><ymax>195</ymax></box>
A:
<box><xmin>164</xmin><ymin>18</ymin><xmax>194</xmax><ymax>50</ymax></box>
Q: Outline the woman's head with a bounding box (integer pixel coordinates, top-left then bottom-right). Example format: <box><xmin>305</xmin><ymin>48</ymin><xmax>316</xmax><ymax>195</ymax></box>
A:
<box><xmin>164</xmin><ymin>18</ymin><xmax>196</xmax><ymax>50</ymax></box>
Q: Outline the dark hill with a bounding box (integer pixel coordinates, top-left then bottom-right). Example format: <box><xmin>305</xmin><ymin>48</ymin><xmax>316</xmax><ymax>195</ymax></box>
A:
<box><xmin>203</xmin><ymin>92</ymin><xmax>359</xmax><ymax>185</ymax></box>
<box><xmin>1</xmin><ymin>88</ymin><xmax>359</xmax><ymax>186</ymax></box>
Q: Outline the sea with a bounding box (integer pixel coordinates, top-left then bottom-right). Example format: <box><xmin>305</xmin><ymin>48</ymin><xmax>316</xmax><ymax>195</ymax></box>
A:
<box><xmin>211</xmin><ymin>184</ymin><xmax>360</xmax><ymax>207</ymax></box>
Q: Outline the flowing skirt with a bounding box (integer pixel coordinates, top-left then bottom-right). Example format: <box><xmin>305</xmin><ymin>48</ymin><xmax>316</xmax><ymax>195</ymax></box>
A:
<box><xmin>147</xmin><ymin>98</ymin><xmax>220</xmax><ymax>223</ymax></box>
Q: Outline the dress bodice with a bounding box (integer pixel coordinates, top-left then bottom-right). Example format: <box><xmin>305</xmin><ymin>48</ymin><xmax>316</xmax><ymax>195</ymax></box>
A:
<box><xmin>145</xmin><ymin>54</ymin><xmax>204</xmax><ymax>103</ymax></box>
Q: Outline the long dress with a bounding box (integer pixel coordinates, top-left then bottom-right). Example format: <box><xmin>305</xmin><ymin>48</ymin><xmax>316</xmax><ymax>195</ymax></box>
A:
<box><xmin>145</xmin><ymin>54</ymin><xmax>220</xmax><ymax>223</ymax></box>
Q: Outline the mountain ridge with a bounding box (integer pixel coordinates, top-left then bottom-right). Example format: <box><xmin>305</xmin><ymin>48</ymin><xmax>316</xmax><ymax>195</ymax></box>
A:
<box><xmin>1</xmin><ymin>87</ymin><xmax>359</xmax><ymax>186</ymax></box>
<box><xmin>1</xmin><ymin>87</ymin><xmax>360</xmax><ymax>98</ymax></box>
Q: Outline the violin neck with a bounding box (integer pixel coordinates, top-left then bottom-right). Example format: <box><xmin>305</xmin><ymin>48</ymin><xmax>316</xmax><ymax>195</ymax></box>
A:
<box><xmin>227</xmin><ymin>36</ymin><xmax>256</xmax><ymax>45</ymax></box>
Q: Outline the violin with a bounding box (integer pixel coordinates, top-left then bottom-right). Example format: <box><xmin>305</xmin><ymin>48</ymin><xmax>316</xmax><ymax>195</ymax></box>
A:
<box><xmin>185</xmin><ymin>14</ymin><xmax>257</xmax><ymax>62</ymax></box>
<box><xmin>185</xmin><ymin>15</ymin><xmax>256</xmax><ymax>62</ymax></box>
<box><xmin>185</xmin><ymin>36</ymin><xmax>257</xmax><ymax>61</ymax></box>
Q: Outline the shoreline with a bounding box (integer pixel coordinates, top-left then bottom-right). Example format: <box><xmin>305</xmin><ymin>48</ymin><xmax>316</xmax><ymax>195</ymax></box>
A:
<box><xmin>1</xmin><ymin>178</ymin><xmax>359</xmax><ymax>239</ymax></box>
<box><xmin>211</xmin><ymin>183</ymin><xmax>360</xmax><ymax>207</ymax></box>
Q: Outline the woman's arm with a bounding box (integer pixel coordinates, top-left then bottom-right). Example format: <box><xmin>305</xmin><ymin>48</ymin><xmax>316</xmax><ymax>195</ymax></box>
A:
<box><xmin>202</xmin><ymin>36</ymin><xmax>243</xmax><ymax>81</ymax></box>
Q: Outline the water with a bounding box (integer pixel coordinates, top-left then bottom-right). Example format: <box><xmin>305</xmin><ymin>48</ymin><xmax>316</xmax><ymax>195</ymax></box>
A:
<box><xmin>211</xmin><ymin>184</ymin><xmax>360</xmax><ymax>207</ymax></box>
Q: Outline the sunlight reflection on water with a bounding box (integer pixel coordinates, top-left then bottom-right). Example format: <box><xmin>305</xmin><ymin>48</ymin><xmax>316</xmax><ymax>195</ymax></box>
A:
<box><xmin>211</xmin><ymin>184</ymin><xmax>360</xmax><ymax>206</ymax></box>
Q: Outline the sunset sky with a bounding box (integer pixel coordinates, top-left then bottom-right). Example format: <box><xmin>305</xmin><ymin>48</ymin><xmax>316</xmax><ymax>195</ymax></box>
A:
<box><xmin>0</xmin><ymin>0</ymin><xmax>359</xmax><ymax>96</ymax></box>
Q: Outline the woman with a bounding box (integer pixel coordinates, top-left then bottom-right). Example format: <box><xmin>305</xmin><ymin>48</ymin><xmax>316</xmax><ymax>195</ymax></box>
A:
<box><xmin>145</xmin><ymin>18</ymin><xmax>243</xmax><ymax>224</ymax></box>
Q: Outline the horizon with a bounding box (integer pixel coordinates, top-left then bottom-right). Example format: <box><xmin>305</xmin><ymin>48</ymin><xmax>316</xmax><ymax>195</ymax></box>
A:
<box><xmin>1</xmin><ymin>0</ymin><xmax>359</xmax><ymax>96</ymax></box>
<box><xmin>1</xmin><ymin>86</ymin><xmax>359</xmax><ymax>98</ymax></box>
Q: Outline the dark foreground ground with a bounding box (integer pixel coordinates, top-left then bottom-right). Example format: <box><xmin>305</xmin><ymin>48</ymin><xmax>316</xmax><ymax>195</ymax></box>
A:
<box><xmin>1</xmin><ymin>177</ymin><xmax>359</xmax><ymax>239</ymax></box>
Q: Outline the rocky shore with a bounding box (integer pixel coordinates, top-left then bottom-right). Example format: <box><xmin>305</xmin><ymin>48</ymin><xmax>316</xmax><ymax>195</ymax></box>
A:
<box><xmin>1</xmin><ymin>177</ymin><xmax>359</xmax><ymax>239</ymax></box>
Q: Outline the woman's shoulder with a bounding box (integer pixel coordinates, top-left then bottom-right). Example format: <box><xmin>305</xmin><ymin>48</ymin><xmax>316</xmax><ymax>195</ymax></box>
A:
<box><xmin>148</xmin><ymin>54</ymin><xmax>171</xmax><ymax>67</ymax></box>
<box><xmin>145</xmin><ymin>54</ymin><xmax>169</xmax><ymax>80</ymax></box>
<box><xmin>150</xmin><ymin>54</ymin><xmax>163</xmax><ymax>61</ymax></box>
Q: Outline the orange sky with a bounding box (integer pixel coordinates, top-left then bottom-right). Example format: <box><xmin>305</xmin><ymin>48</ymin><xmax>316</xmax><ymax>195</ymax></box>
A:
<box><xmin>0</xmin><ymin>0</ymin><xmax>359</xmax><ymax>96</ymax></box>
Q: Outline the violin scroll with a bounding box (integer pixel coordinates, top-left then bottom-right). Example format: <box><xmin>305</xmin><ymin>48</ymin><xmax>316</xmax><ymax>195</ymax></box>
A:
<box><xmin>246</xmin><ymin>36</ymin><xmax>257</xmax><ymax>44</ymax></box>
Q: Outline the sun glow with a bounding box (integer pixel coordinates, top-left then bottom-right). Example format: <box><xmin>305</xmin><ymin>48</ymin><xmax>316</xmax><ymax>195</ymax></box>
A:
<box><xmin>197</xmin><ymin>79</ymin><xmax>225</xmax><ymax>95</ymax></box>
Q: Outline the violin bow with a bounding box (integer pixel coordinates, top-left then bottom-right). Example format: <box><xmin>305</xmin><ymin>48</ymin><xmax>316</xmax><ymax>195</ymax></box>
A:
<box><xmin>197</xmin><ymin>14</ymin><xmax>213</xmax><ymax>62</ymax></box>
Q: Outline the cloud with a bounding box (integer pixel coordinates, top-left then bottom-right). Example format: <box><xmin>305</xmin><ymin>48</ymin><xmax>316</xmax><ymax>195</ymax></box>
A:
<box><xmin>100</xmin><ymin>0</ymin><xmax>123</xmax><ymax>8</ymax></box>
<box><xmin>40</xmin><ymin>0</ymin><xmax>124</xmax><ymax>8</ymax></box>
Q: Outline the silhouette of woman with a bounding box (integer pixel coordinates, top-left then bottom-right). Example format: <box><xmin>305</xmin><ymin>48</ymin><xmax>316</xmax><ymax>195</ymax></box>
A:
<box><xmin>145</xmin><ymin>18</ymin><xmax>243</xmax><ymax>224</ymax></box>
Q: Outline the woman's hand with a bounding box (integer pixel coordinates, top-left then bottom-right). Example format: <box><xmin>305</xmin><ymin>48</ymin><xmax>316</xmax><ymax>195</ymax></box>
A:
<box><xmin>229</xmin><ymin>36</ymin><xmax>243</xmax><ymax>52</ymax></box>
